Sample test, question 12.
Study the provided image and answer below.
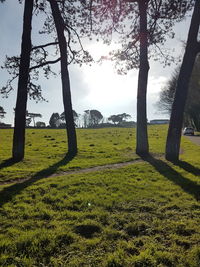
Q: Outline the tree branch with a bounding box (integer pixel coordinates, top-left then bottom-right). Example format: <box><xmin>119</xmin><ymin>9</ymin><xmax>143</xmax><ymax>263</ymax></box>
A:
<box><xmin>64</xmin><ymin>24</ymin><xmax>85</xmax><ymax>52</ymax></box>
<box><xmin>31</xmin><ymin>42</ymin><xmax>59</xmax><ymax>51</ymax></box>
<box><xmin>29</xmin><ymin>57</ymin><xmax>60</xmax><ymax>71</ymax></box>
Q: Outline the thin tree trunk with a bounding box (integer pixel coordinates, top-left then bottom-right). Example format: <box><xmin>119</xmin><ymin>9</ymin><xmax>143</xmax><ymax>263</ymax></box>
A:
<box><xmin>136</xmin><ymin>0</ymin><xmax>149</xmax><ymax>156</ymax></box>
<box><xmin>12</xmin><ymin>0</ymin><xmax>34</xmax><ymax>161</ymax></box>
<box><xmin>165</xmin><ymin>0</ymin><xmax>200</xmax><ymax>161</ymax></box>
<box><xmin>192</xmin><ymin>113</ymin><xmax>200</xmax><ymax>131</ymax></box>
<box><xmin>33</xmin><ymin>117</ymin><xmax>35</xmax><ymax>127</ymax></box>
<box><xmin>49</xmin><ymin>0</ymin><xmax>77</xmax><ymax>156</ymax></box>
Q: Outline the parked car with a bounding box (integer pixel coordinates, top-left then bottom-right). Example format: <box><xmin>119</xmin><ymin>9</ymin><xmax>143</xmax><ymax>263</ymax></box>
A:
<box><xmin>183</xmin><ymin>127</ymin><xmax>194</xmax><ymax>136</ymax></box>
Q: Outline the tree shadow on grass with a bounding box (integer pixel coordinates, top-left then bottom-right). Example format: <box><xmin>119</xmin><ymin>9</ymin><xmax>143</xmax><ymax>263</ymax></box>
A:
<box><xmin>0</xmin><ymin>158</ymin><xmax>19</xmax><ymax>170</ymax></box>
<box><xmin>173</xmin><ymin>160</ymin><xmax>200</xmax><ymax>176</ymax></box>
<box><xmin>0</xmin><ymin>152</ymin><xmax>76</xmax><ymax>207</ymax></box>
<box><xmin>142</xmin><ymin>154</ymin><xmax>200</xmax><ymax>201</ymax></box>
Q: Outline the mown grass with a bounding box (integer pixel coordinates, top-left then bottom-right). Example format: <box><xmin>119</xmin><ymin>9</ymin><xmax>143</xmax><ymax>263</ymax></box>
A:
<box><xmin>0</xmin><ymin>128</ymin><xmax>137</xmax><ymax>182</ymax></box>
<box><xmin>0</xmin><ymin>126</ymin><xmax>169</xmax><ymax>183</ymax></box>
<box><xmin>0</xmin><ymin>126</ymin><xmax>200</xmax><ymax>266</ymax></box>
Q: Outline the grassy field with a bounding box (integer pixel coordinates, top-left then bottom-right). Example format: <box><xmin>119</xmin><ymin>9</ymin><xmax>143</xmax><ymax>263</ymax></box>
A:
<box><xmin>0</xmin><ymin>127</ymin><xmax>138</xmax><ymax>183</ymax></box>
<box><xmin>0</xmin><ymin>126</ymin><xmax>169</xmax><ymax>183</ymax></box>
<box><xmin>0</xmin><ymin>126</ymin><xmax>200</xmax><ymax>266</ymax></box>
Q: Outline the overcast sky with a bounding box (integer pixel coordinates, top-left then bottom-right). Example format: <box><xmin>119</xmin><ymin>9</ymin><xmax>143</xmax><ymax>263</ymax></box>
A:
<box><xmin>0</xmin><ymin>0</ymin><xmax>191</xmax><ymax>126</ymax></box>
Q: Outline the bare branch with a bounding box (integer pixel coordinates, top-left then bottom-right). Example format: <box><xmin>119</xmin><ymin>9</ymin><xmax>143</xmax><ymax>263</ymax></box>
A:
<box><xmin>29</xmin><ymin>57</ymin><xmax>61</xmax><ymax>71</ymax></box>
<box><xmin>31</xmin><ymin>42</ymin><xmax>59</xmax><ymax>50</ymax></box>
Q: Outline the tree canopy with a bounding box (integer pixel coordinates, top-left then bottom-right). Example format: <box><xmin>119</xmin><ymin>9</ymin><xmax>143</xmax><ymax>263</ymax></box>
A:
<box><xmin>108</xmin><ymin>113</ymin><xmax>131</xmax><ymax>125</ymax></box>
<box><xmin>60</xmin><ymin>110</ymin><xmax>79</xmax><ymax>127</ymax></box>
<box><xmin>49</xmin><ymin>112</ymin><xmax>60</xmax><ymax>128</ymax></box>
<box><xmin>26</xmin><ymin>112</ymin><xmax>42</xmax><ymax>127</ymax></box>
<box><xmin>1</xmin><ymin>0</ymin><xmax>93</xmax><ymax>102</ymax></box>
<box><xmin>91</xmin><ymin>0</ymin><xmax>194</xmax><ymax>72</ymax></box>
<box><xmin>83</xmin><ymin>109</ymin><xmax>103</xmax><ymax>128</ymax></box>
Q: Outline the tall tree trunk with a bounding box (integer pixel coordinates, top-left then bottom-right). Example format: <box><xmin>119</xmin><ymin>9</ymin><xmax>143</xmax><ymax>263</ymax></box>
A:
<box><xmin>49</xmin><ymin>0</ymin><xmax>77</xmax><ymax>156</ymax></box>
<box><xmin>165</xmin><ymin>0</ymin><xmax>200</xmax><ymax>161</ymax></box>
<box><xmin>12</xmin><ymin>0</ymin><xmax>34</xmax><ymax>161</ymax></box>
<box><xmin>136</xmin><ymin>0</ymin><xmax>149</xmax><ymax>156</ymax></box>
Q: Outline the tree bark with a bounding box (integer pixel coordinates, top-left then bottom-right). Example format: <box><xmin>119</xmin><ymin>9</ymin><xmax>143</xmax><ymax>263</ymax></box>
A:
<box><xmin>165</xmin><ymin>0</ymin><xmax>200</xmax><ymax>161</ymax></box>
<box><xmin>12</xmin><ymin>0</ymin><xmax>34</xmax><ymax>161</ymax></box>
<box><xmin>136</xmin><ymin>0</ymin><xmax>149</xmax><ymax>156</ymax></box>
<box><xmin>48</xmin><ymin>0</ymin><xmax>77</xmax><ymax>156</ymax></box>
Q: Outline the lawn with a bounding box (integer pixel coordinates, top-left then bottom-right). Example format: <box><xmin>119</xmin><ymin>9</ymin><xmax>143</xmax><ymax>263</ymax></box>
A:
<box><xmin>0</xmin><ymin>126</ymin><xmax>168</xmax><ymax>183</ymax></box>
<box><xmin>0</xmin><ymin>126</ymin><xmax>200</xmax><ymax>266</ymax></box>
<box><xmin>0</xmin><ymin>127</ymin><xmax>138</xmax><ymax>183</ymax></box>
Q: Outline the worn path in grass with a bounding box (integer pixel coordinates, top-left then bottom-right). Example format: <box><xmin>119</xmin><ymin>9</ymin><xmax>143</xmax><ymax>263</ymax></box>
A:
<box><xmin>0</xmin><ymin>158</ymin><xmax>143</xmax><ymax>186</ymax></box>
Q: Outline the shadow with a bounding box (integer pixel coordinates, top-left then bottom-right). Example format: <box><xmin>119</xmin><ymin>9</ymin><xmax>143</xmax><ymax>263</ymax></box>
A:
<box><xmin>173</xmin><ymin>160</ymin><xmax>200</xmax><ymax>176</ymax></box>
<box><xmin>0</xmin><ymin>158</ymin><xmax>19</xmax><ymax>170</ymax></box>
<box><xmin>0</xmin><ymin>152</ymin><xmax>76</xmax><ymax>207</ymax></box>
<box><xmin>141</xmin><ymin>154</ymin><xmax>200</xmax><ymax>201</ymax></box>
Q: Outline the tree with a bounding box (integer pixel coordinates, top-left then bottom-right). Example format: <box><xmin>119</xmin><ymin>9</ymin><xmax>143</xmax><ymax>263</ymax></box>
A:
<box><xmin>83</xmin><ymin>109</ymin><xmax>103</xmax><ymax>127</ymax></box>
<box><xmin>83</xmin><ymin>110</ymin><xmax>90</xmax><ymax>128</ymax></box>
<box><xmin>12</xmin><ymin>0</ymin><xmax>34</xmax><ymax>161</ymax></box>
<box><xmin>26</xmin><ymin>112</ymin><xmax>42</xmax><ymax>127</ymax></box>
<box><xmin>108</xmin><ymin>115</ymin><xmax>119</xmax><ymax>125</ymax></box>
<box><xmin>48</xmin><ymin>0</ymin><xmax>78</xmax><ymax>155</ymax></box>
<box><xmin>26</xmin><ymin>117</ymin><xmax>32</xmax><ymax>127</ymax></box>
<box><xmin>165</xmin><ymin>0</ymin><xmax>200</xmax><ymax>161</ymax></box>
<box><xmin>135</xmin><ymin>0</ymin><xmax>149</xmax><ymax>156</ymax></box>
<box><xmin>0</xmin><ymin>106</ymin><xmax>6</xmax><ymax>120</ymax></box>
<box><xmin>108</xmin><ymin>113</ymin><xmax>131</xmax><ymax>125</ymax></box>
<box><xmin>49</xmin><ymin>113</ymin><xmax>60</xmax><ymax>128</ymax></box>
<box><xmin>91</xmin><ymin>0</ymin><xmax>194</xmax><ymax>155</ymax></box>
<box><xmin>89</xmin><ymin>110</ymin><xmax>103</xmax><ymax>126</ymax></box>
<box><xmin>60</xmin><ymin>110</ymin><xmax>79</xmax><ymax>127</ymax></box>
<box><xmin>36</xmin><ymin>121</ymin><xmax>46</xmax><ymax>128</ymax></box>
<box><xmin>1</xmin><ymin>0</ymin><xmax>93</xmax><ymax>160</ymax></box>
<box><xmin>157</xmin><ymin>55</ymin><xmax>200</xmax><ymax>130</ymax></box>
<box><xmin>120</xmin><ymin>113</ymin><xmax>131</xmax><ymax>123</ymax></box>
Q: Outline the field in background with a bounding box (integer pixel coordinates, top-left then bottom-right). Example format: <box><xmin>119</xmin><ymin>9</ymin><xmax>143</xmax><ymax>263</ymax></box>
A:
<box><xmin>0</xmin><ymin>125</ymin><xmax>199</xmax><ymax>183</ymax></box>
<box><xmin>0</xmin><ymin>126</ymin><xmax>200</xmax><ymax>266</ymax></box>
<box><xmin>0</xmin><ymin>126</ymin><xmax>166</xmax><ymax>183</ymax></box>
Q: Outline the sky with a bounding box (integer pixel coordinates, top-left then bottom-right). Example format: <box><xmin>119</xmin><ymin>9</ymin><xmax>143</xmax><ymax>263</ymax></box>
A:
<box><xmin>0</xmin><ymin>0</ymin><xmax>191</xmax><ymax>126</ymax></box>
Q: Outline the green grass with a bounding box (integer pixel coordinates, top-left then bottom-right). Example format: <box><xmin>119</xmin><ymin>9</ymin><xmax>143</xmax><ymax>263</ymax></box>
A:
<box><xmin>0</xmin><ymin>125</ymin><xmax>199</xmax><ymax>183</ymax></box>
<box><xmin>0</xmin><ymin>126</ymin><xmax>200</xmax><ymax>266</ymax></box>
<box><xmin>0</xmin><ymin>126</ymin><xmax>169</xmax><ymax>183</ymax></box>
<box><xmin>0</xmin><ymin>127</ymin><xmax>138</xmax><ymax>182</ymax></box>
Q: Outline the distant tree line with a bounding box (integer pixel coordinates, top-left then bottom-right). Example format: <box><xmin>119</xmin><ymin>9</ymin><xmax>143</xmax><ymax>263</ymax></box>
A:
<box><xmin>48</xmin><ymin>110</ymin><xmax>134</xmax><ymax>129</ymax></box>
<box><xmin>0</xmin><ymin>106</ymin><xmax>12</xmax><ymax>128</ymax></box>
<box><xmin>0</xmin><ymin>106</ymin><xmax>6</xmax><ymax>120</ymax></box>
<box><xmin>0</xmin><ymin>106</ymin><xmax>136</xmax><ymax>129</ymax></box>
